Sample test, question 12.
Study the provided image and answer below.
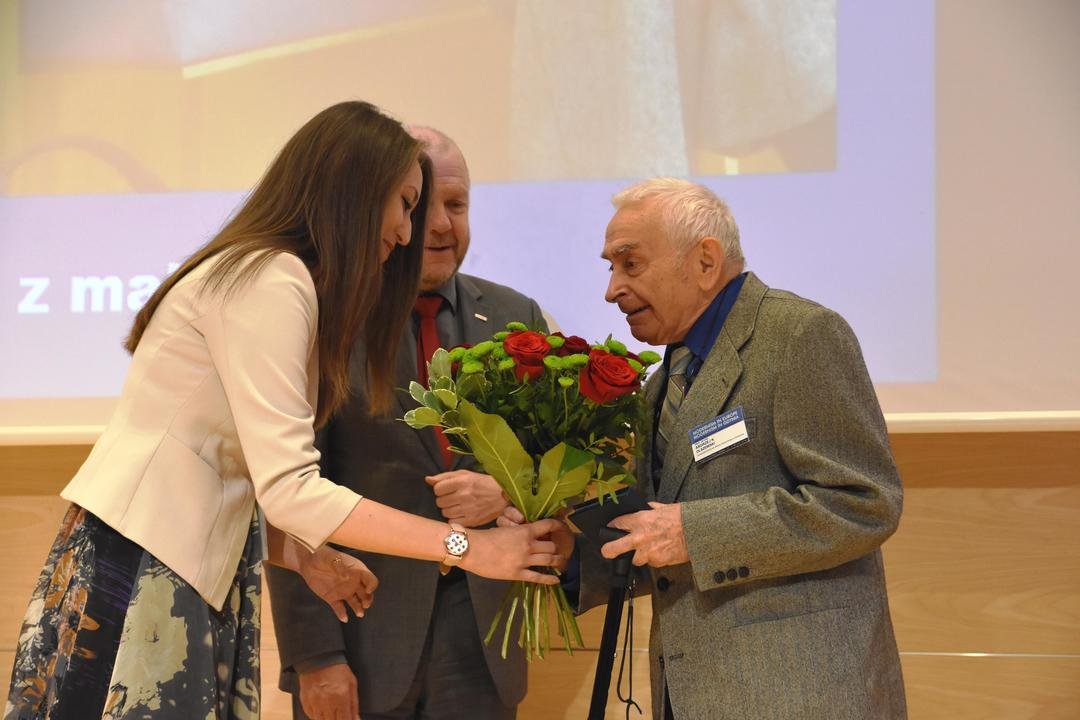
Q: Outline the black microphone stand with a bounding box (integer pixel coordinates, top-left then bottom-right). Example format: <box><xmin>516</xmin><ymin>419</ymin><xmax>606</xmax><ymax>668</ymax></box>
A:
<box><xmin>587</xmin><ymin>527</ymin><xmax>634</xmax><ymax>720</ymax></box>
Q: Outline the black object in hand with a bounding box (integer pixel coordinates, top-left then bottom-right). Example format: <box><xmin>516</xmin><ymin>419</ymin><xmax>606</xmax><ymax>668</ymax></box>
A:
<box><xmin>568</xmin><ymin>486</ymin><xmax>650</xmax><ymax>546</ymax></box>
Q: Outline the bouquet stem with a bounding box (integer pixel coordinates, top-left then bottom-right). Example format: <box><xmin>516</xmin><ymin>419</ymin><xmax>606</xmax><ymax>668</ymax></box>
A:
<box><xmin>484</xmin><ymin>573</ymin><xmax>583</xmax><ymax>660</ymax></box>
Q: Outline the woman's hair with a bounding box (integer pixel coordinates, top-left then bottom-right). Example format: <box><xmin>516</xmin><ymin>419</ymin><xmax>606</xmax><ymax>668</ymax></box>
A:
<box><xmin>125</xmin><ymin>100</ymin><xmax>429</xmax><ymax>425</ymax></box>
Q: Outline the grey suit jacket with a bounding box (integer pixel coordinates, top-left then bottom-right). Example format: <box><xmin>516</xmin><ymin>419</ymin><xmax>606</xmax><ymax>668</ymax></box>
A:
<box><xmin>266</xmin><ymin>273</ymin><xmax>547</xmax><ymax>712</ymax></box>
<box><xmin>580</xmin><ymin>273</ymin><xmax>907</xmax><ymax>720</ymax></box>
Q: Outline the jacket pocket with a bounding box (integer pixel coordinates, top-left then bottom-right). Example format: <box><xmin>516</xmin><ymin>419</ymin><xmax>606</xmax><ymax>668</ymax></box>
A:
<box><xmin>730</xmin><ymin>581</ymin><xmax>847</xmax><ymax>627</ymax></box>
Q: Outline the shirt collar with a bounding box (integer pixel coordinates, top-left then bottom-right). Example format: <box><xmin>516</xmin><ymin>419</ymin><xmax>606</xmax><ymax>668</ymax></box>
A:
<box><xmin>681</xmin><ymin>272</ymin><xmax>748</xmax><ymax>364</ymax></box>
<box><xmin>425</xmin><ymin>275</ymin><xmax>459</xmax><ymax>315</ymax></box>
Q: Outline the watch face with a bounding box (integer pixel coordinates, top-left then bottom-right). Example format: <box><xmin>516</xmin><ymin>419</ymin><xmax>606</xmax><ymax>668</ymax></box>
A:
<box><xmin>445</xmin><ymin>530</ymin><xmax>468</xmax><ymax>556</ymax></box>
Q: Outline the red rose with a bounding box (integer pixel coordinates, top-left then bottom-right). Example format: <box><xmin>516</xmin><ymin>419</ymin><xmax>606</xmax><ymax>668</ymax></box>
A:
<box><xmin>503</xmin><ymin>330</ymin><xmax>551</xmax><ymax>382</ymax></box>
<box><xmin>579</xmin><ymin>348</ymin><xmax>641</xmax><ymax>403</ymax></box>
<box><xmin>552</xmin><ymin>332</ymin><xmax>591</xmax><ymax>357</ymax></box>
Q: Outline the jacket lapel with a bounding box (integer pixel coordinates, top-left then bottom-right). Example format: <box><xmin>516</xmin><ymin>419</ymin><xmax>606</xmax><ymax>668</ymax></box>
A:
<box><xmin>638</xmin><ymin>371</ymin><xmax>665</xmax><ymax>502</ymax></box>
<box><xmin>656</xmin><ymin>273</ymin><xmax>768</xmax><ymax>503</ymax></box>
<box><xmin>456</xmin><ymin>275</ymin><xmax>493</xmax><ymax>347</ymax></box>
<box><xmin>394</xmin><ymin>320</ymin><xmax>447</xmax><ymax>470</ymax></box>
<box><xmin>447</xmin><ymin>275</ymin><xmax>492</xmax><ymax>470</ymax></box>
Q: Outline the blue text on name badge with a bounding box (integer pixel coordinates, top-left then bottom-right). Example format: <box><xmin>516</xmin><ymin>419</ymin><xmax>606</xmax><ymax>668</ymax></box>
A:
<box><xmin>688</xmin><ymin>406</ymin><xmax>750</xmax><ymax>462</ymax></box>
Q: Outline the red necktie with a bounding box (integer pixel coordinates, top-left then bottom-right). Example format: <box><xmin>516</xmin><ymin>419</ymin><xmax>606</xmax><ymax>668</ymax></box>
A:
<box><xmin>413</xmin><ymin>295</ymin><xmax>453</xmax><ymax>467</ymax></box>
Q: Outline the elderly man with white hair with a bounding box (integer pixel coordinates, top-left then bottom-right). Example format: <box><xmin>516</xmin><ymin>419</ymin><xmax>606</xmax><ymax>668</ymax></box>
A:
<box><xmin>577</xmin><ymin>178</ymin><xmax>907</xmax><ymax>719</ymax></box>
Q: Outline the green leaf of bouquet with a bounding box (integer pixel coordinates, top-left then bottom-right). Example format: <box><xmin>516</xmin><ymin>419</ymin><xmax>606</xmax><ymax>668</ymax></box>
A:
<box><xmin>404</xmin><ymin>407</ymin><xmax>441</xmax><ymax>428</ymax></box>
<box><xmin>456</xmin><ymin>372</ymin><xmax>485</xmax><ymax>398</ymax></box>
<box><xmin>429</xmin><ymin>348</ymin><xmax>452</xmax><ymax>379</ymax></box>
<box><xmin>434</xmin><ymin>376</ymin><xmax>454</xmax><ymax>391</ymax></box>
<box><xmin>557</xmin><ymin>443</ymin><xmax>595</xmax><ymax>477</ymax></box>
<box><xmin>434</xmin><ymin>388</ymin><xmax>458</xmax><ymax>409</ymax></box>
<box><xmin>458</xmin><ymin>400</ymin><xmax>536</xmax><ymax>515</ymax></box>
<box><xmin>422</xmin><ymin>390</ymin><xmax>442</xmax><ymax>411</ymax></box>
<box><xmin>534</xmin><ymin>443</ymin><xmax>595</xmax><ymax>520</ymax></box>
<box><xmin>408</xmin><ymin>381</ymin><xmax>427</xmax><ymax>404</ymax></box>
<box><xmin>594</xmin><ymin>477</ymin><xmax>625</xmax><ymax>503</ymax></box>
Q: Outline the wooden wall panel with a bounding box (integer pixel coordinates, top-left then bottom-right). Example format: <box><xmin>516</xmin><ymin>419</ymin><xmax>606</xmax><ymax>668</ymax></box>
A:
<box><xmin>885</xmin><ymin>486</ymin><xmax>1080</xmax><ymax>654</ymax></box>
<box><xmin>0</xmin><ymin>496</ymin><xmax>70</xmax><ymax>651</ymax></box>
<box><xmin>889</xmin><ymin>432</ymin><xmax>1080</xmax><ymax>488</ymax></box>
<box><xmin>0</xmin><ymin>445</ymin><xmax>89</xmax><ymax>495</ymax></box>
<box><xmin>517</xmin><ymin>648</ymin><xmax>652</xmax><ymax>719</ymax></box>
<box><xmin>901</xmin><ymin>655</ymin><xmax>1080</xmax><ymax>720</ymax></box>
<box><xmin>2</xmin><ymin>431</ymin><xmax>1078</xmax><ymax>718</ymax></box>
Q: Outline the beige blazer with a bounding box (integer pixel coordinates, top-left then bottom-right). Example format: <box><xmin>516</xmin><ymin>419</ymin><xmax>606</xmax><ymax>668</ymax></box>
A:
<box><xmin>62</xmin><ymin>252</ymin><xmax>361</xmax><ymax>611</ymax></box>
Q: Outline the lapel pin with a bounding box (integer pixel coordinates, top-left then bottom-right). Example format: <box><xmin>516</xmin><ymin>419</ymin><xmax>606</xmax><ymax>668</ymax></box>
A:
<box><xmin>474</xmin><ymin>313</ymin><xmax>488</xmax><ymax>322</ymax></box>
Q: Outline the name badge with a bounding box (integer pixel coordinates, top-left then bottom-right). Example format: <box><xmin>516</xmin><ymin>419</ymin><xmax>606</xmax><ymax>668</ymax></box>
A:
<box><xmin>688</xmin><ymin>406</ymin><xmax>750</xmax><ymax>462</ymax></box>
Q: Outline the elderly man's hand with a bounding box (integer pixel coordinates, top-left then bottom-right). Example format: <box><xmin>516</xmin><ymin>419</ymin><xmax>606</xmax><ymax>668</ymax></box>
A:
<box><xmin>601</xmin><ymin>501</ymin><xmax>689</xmax><ymax>567</ymax></box>
<box><xmin>425</xmin><ymin>470</ymin><xmax>510</xmax><ymax>527</ymax></box>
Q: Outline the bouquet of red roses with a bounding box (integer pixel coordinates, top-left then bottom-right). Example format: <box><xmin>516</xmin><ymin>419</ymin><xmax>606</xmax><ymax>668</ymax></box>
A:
<box><xmin>404</xmin><ymin>322</ymin><xmax>658</xmax><ymax>659</ymax></box>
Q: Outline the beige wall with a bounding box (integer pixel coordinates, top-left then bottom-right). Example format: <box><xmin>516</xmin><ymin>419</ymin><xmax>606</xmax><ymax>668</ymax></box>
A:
<box><xmin>3</xmin><ymin>431</ymin><xmax>1078</xmax><ymax>718</ymax></box>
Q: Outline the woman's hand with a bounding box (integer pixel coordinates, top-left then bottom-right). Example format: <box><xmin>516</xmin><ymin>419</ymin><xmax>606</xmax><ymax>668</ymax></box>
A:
<box><xmin>297</xmin><ymin>546</ymin><xmax>379</xmax><ymax>622</ymax></box>
<box><xmin>497</xmin><ymin>507</ymin><xmax>575</xmax><ymax>569</ymax></box>
<box><xmin>461</xmin><ymin>518</ymin><xmax>568</xmax><ymax>583</ymax></box>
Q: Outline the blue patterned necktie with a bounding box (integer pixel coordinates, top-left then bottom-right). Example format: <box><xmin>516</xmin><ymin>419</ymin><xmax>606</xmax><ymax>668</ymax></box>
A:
<box><xmin>654</xmin><ymin>345</ymin><xmax>693</xmax><ymax>469</ymax></box>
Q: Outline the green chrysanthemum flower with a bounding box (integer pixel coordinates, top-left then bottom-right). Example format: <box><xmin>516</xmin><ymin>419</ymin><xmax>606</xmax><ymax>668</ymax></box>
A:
<box><xmin>461</xmin><ymin>360</ymin><xmax>484</xmax><ymax>374</ymax></box>
<box><xmin>637</xmin><ymin>350</ymin><xmax>662</xmax><ymax>365</ymax></box>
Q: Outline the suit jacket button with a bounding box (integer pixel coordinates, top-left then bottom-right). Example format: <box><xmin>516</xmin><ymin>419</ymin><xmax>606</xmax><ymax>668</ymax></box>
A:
<box><xmin>738</xmin><ymin>566</ymin><xmax>750</xmax><ymax>578</ymax></box>
<box><xmin>713</xmin><ymin>571</ymin><xmax>725</xmax><ymax>584</ymax></box>
<box><xmin>656</xmin><ymin>577</ymin><xmax>671</xmax><ymax>592</ymax></box>
<box><xmin>726</xmin><ymin>568</ymin><xmax>738</xmax><ymax>581</ymax></box>
<box><xmin>658</xmin><ymin>655</ymin><xmax>665</xmax><ymax>667</ymax></box>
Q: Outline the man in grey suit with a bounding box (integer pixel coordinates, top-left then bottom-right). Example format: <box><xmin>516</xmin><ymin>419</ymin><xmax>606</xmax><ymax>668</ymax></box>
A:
<box><xmin>266</xmin><ymin>128</ymin><xmax>546</xmax><ymax>719</ymax></box>
<box><xmin>579</xmin><ymin>177</ymin><xmax>907</xmax><ymax>719</ymax></box>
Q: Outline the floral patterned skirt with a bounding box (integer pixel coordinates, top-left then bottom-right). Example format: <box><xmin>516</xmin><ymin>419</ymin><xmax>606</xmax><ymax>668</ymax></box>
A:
<box><xmin>4</xmin><ymin>505</ymin><xmax>262</xmax><ymax>720</ymax></box>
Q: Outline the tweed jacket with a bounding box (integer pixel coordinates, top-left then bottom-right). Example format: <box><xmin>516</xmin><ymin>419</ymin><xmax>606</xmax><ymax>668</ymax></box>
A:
<box><xmin>61</xmin><ymin>252</ymin><xmax>361</xmax><ymax>611</ymax></box>
<box><xmin>580</xmin><ymin>272</ymin><xmax>907</xmax><ymax>719</ymax></box>
<box><xmin>266</xmin><ymin>273</ymin><xmax>547</xmax><ymax>712</ymax></box>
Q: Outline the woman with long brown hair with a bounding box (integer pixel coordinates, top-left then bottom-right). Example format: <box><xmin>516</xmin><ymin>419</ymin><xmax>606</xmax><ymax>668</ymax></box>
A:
<box><xmin>4</xmin><ymin>101</ymin><xmax>562</xmax><ymax>719</ymax></box>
